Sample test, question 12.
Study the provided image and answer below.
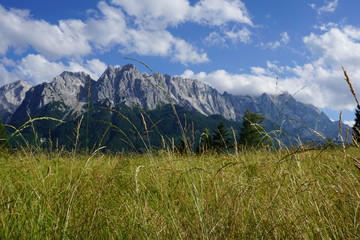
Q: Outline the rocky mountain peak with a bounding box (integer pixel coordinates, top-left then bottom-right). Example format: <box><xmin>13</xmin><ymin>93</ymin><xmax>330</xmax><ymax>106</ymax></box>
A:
<box><xmin>30</xmin><ymin>71</ymin><xmax>92</xmax><ymax>109</ymax></box>
<box><xmin>0</xmin><ymin>80</ymin><xmax>32</xmax><ymax>123</ymax></box>
<box><xmin>60</xmin><ymin>71</ymin><xmax>88</xmax><ymax>77</ymax></box>
<box><xmin>52</xmin><ymin>71</ymin><xmax>89</xmax><ymax>91</ymax></box>
<box><xmin>101</xmin><ymin>65</ymin><xmax>115</xmax><ymax>76</ymax></box>
<box><xmin>101</xmin><ymin>64</ymin><xmax>137</xmax><ymax>77</ymax></box>
<box><xmin>120</xmin><ymin>64</ymin><xmax>136</xmax><ymax>71</ymax></box>
<box><xmin>0</xmin><ymin>80</ymin><xmax>32</xmax><ymax>98</ymax></box>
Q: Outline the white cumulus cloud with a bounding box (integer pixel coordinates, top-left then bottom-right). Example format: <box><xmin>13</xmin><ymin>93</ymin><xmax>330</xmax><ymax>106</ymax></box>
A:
<box><xmin>1</xmin><ymin>0</ymin><xmax>231</xmax><ymax>66</ymax></box>
<box><xmin>182</xmin><ymin>69</ymin><xmax>279</xmax><ymax>96</ymax></box>
<box><xmin>304</xmin><ymin>26</ymin><xmax>360</xmax><ymax>67</ymax></box>
<box><xmin>85</xmin><ymin>1</ymin><xmax>128</xmax><ymax>48</ymax></box>
<box><xmin>309</xmin><ymin>0</ymin><xmax>339</xmax><ymax>15</ymax></box>
<box><xmin>0</xmin><ymin>5</ymin><xmax>91</xmax><ymax>59</ymax></box>
<box><xmin>190</xmin><ymin>0</ymin><xmax>252</xmax><ymax>26</ymax></box>
<box><xmin>0</xmin><ymin>54</ymin><xmax>108</xmax><ymax>86</ymax></box>
<box><xmin>263</xmin><ymin>32</ymin><xmax>290</xmax><ymax>49</ymax></box>
<box><xmin>318</xmin><ymin>0</ymin><xmax>339</xmax><ymax>14</ymax></box>
<box><xmin>204</xmin><ymin>27</ymin><xmax>251</xmax><ymax>47</ymax></box>
<box><xmin>111</xmin><ymin>0</ymin><xmax>252</xmax><ymax>27</ymax></box>
<box><xmin>110</xmin><ymin>0</ymin><xmax>190</xmax><ymax>27</ymax></box>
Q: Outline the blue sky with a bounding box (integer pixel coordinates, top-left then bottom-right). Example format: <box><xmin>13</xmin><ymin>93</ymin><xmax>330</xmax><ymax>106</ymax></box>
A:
<box><xmin>1</xmin><ymin>0</ymin><xmax>360</xmax><ymax>124</ymax></box>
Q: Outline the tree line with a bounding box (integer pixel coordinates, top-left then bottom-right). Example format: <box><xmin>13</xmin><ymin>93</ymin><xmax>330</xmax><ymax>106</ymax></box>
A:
<box><xmin>2</xmin><ymin>106</ymin><xmax>360</xmax><ymax>153</ymax></box>
<box><xmin>0</xmin><ymin>109</ymin><xmax>270</xmax><ymax>153</ymax></box>
<box><xmin>197</xmin><ymin>109</ymin><xmax>271</xmax><ymax>153</ymax></box>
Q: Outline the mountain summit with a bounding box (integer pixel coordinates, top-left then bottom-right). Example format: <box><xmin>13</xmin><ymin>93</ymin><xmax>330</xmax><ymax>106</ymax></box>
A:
<box><xmin>0</xmin><ymin>80</ymin><xmax>32</xmax><ymax>123</ymax></box>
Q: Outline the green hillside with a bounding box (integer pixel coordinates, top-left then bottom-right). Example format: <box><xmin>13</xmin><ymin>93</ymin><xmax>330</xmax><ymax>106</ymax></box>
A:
<box><xmin>9</xmin><ymin>103</ymin><xmax>241</xmax><ymax>153</ymax></box>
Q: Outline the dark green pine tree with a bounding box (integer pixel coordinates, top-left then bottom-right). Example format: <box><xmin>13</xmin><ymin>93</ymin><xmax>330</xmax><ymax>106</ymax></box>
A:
<box><xmin>0</xmin><ymin>120</ymin><xmax>10</xmax><ymax>150</ymax></box>
<box><xmin>212</xmin><ymin>122</ymin><xmax>231</xmax><ymax>153</ymax></box>
<box><xmin>352</xmin><ymin>105</ymin><xmax>360</xmax><ymax>143</ymax></box>
<box><xmin>239</xmin><ymin>109</ymin><xmax>269</xmax><ymax>149</ymax></box>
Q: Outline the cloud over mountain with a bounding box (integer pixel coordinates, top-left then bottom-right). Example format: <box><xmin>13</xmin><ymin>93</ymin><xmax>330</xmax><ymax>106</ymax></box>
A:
<box><xmin>183</xmin><ymin>25</ymin><xmax>360</xmax><ymax>112</ymax></box>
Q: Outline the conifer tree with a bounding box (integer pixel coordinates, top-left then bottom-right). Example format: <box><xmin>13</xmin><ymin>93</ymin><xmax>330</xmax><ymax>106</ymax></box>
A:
<box><xmin>212</xmin><ymin>122</ymin><xmax>231</xmax><ymax>153</ymax></box>
<box><xmin>239</xmin><ymin>109</ymin><xmax>269</xmax><ymax>149</ymax></box>
<box><xmin>353</xmin><ymin>105</ymin><xmax>360</xmax><ymax>143</ymax></box>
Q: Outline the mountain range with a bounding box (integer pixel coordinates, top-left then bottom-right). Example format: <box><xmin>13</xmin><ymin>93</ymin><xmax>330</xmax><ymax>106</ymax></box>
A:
<box><xmin>0</xmin><ymin>64</ymin><xmax>350</xmax><ymax>150</ymax></box>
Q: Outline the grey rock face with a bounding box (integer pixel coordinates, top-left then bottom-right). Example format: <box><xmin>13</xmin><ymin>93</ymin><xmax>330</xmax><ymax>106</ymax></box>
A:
<box><xmin>10</xmin><ymin>71</ymin><xmax>93</xmax><ymax>123</ymax></box>
<box><xmin>96</xmin><ymin>65</ymin><xmax>170</xmax><ymax>108</ymax></box>
<box><xmin>27</xmin><ymin>71</ymin><xmax>92</xmax><ymax>110</ymax></box>
<box><xmin>95</xmin><ymin>65</ymin><xmax>237</xmax><ymax>119</ymax></box>
<box><xmin>50</xmin><ymin>71</ymin><xmax>91</xmax><ymax>107</ymax></box>
<box><xmin>0</xmin><ymin>80</ymin><xmax>32</xmax><ymax>123</ymax></box>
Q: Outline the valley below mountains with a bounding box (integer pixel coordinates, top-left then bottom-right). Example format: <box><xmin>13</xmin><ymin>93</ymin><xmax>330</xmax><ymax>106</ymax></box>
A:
<box><xmin>0</xmin><ymin>64</ymin><xmax>350</xmax><ymax>151</ymax></box>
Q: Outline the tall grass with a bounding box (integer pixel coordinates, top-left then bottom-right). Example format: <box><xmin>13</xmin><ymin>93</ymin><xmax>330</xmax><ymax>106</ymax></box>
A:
<box><xmin>0</xmin><ymin>148</ymin><xmax>359</xmax><ymax>239</ymax></box>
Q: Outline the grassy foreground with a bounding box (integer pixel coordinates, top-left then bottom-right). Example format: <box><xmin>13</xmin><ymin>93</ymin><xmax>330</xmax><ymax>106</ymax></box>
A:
<box><xmin>0</xmin><ymin>148</ymin><xmax>359</xmax><ymax>239</ymax></box>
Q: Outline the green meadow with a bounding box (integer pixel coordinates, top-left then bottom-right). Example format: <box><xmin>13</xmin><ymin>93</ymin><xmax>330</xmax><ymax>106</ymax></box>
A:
<box><xmin>1</xmin><ymin>146</ymin><xmax>359</xmax><ymax>239</ymax></box>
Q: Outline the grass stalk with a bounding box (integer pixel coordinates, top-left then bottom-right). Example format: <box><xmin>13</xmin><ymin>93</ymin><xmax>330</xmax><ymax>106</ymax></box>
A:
<box><xmin>342</xmin><ymin>66</ymin><xmax>360</xmax><ymax>107</ymax></box>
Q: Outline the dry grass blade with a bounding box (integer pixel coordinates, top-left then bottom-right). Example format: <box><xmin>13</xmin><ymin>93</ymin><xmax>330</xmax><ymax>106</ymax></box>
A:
<box><xmin>339</xmin><ymin>110</ymin><xmax>343</xmax><ymax>137</ymax></box>
<box><xmin>341</xmin><ymin>67</ymin><xmax>360</xmax><ymax>171</ymax></box>
<box><xmin>73</xmin><ymin>115</ymin><xmax>84</xmax><ymax>154</ymax></box>
<box><xmin>95</xmin><ymin>119</ymin><xmax>138</xmax><ymax>152</ymax></box>
<box><xmin>342</xmin><ymin>66</ymin><xmax>360</xmax><ymax>107</ymax></box>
